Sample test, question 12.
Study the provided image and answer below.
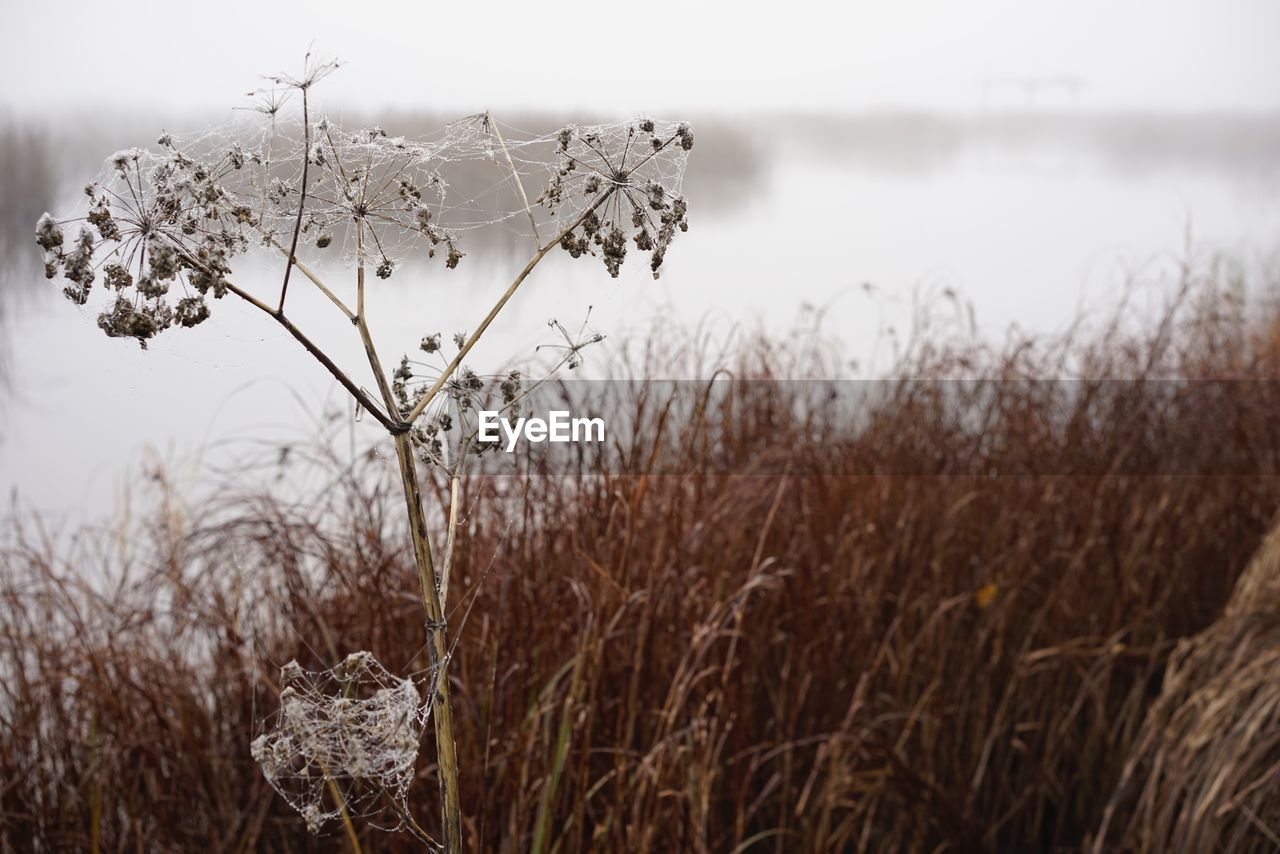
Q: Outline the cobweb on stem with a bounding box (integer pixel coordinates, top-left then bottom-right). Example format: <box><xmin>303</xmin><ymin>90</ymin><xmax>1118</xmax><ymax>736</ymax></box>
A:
<box><xmin>250</xmin><ymin>652</ymin><xmax>433</xmax><ymax>835</ymax></box>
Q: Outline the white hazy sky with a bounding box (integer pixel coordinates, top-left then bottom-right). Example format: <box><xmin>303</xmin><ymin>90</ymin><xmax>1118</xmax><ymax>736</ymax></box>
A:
<box><xmin>1</xmin><ymin>0</ymin><xmax>1279</xmax><ymax>115</ymax></box>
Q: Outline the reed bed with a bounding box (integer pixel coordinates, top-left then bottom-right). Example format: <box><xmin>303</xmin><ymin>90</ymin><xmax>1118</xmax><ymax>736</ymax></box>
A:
<box><xmin>3</xmin><ymin>268</ymin><xmax>1280</xmax><ymax>851</ymax></box>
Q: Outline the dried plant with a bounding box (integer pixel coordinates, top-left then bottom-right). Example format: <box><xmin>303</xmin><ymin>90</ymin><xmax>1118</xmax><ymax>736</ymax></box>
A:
<box><xmin>1093</xmin><ymin>518</ymin><xmax>1280</xmax><ymax>853</ymax></box>
<box><xmin>34</xmin><ymin>53</ymin><xmax>693</xmax><ymax>851</ymax></box>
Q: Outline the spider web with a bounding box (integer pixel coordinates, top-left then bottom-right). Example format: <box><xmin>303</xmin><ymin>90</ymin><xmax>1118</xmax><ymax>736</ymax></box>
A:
<box><xmin>250</xmin><ymin>652</ymin><xmax>434</xmax><ymax>835</ymax></box>
<box><xmin>144</xmin><ymin>106</ymin><xmax>691</xmax><ymax>275</ymax></box>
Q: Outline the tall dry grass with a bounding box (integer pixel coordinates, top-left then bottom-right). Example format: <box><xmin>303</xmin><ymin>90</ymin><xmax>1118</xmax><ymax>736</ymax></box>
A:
<box><xmin>3</xmin><ymin>265</ymin><xmax>1280</xmax><ymax>851</ymax></box>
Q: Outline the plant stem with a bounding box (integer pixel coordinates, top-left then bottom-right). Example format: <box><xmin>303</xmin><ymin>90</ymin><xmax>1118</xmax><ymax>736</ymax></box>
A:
<box><xmin>352</xmin><ymin>209</ymin><xmax>462</xmax><ymax>850</ymax></box>
<box><xmin>382</xmin><ymin>789</ymin><xmax>441</xmax><ymax>849</ymax></box>
<box><xmin>325</xmin><ymin>773</ymin><xmax>365</xmax><ymax>854</ymax></box>
<box><xmin>257</xmin><ymin>111</ymin><xmax>276</xmax><ymax>233</ymax></box>
<box><xmin>440</xmin><ymin>472</ymin><xmax>462</xmax><ymax>607</ymax></box>
<box><xmin>354</xmin><ymin>218</ymin><xmax>399</xmax><ymax>411</ymax></box>
<box><xmin>265</xmin><ymin>237</ymin><xmax>355</xmax><ymax>320</ymax></box>
<box><xmin>405</xmin><ymin>187</ymin><xmax>616</xmax><ymax>424</ymax></box>
<box><xmin>485</xmin><ymin>112</ymin><xmax>541</xmax><ymax>248</ymax></box>
<box><xmin>278</xmin><ymin>86</ymin><xmax>312</xmax><ymax>314</ymax></box>
<box><xmin>157</xmin><ymin>236</ymin><xmax>398</xmax><ymax>432</ymax></box>
<box><xmin>222</xmin><ymin>280</ymin><xmax>400</xmax><ymax>432</ymax></box>
<box><xmin>392</xmin><ymin>431</ymin><xmax>463</xmax><ymax>852</ymax></box>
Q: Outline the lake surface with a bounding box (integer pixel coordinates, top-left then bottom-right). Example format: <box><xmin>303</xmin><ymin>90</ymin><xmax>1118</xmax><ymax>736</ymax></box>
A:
<box><xmin>3</xmin><ymin>111</ymin><xmax>1279</xmax><ymax>518</ymax></box>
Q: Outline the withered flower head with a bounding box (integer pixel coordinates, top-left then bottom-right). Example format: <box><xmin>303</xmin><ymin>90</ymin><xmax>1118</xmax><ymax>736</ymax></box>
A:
<box><xmin>37</xmin><ymin>141</ymin><xmax>251</xmax><ymax>347</ymax></box>
<box><xmin>538</xmin><ymin>118</ymin><xmax>692</xmax><ymax>279</ymax></box>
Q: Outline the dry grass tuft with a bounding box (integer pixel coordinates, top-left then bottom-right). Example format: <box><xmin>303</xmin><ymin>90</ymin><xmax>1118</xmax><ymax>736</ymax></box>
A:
<box><xmin>1094</xmin><ymin>513</ymin><xmax>1280</xmax><ymax>852</ymax></box>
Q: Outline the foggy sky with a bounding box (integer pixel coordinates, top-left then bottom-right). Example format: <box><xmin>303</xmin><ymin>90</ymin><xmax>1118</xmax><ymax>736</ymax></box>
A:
<box><xmin>2</xmin><ymin>0</ymin><xmax>1279</xmax><ymax>116</ymax></box>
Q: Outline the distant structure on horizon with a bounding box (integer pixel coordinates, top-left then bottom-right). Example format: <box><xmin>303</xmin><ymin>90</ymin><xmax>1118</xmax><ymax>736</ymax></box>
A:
<box><xmin>981</xmin><ymin>76</ymin><xmax>1087</xmax><ymax>111</ymax></box>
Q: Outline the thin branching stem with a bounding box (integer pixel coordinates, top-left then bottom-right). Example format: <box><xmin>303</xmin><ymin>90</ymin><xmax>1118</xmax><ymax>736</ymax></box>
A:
<box><xmin>218</xmin><ymin>277</ymin><xmax>400</xmax><ymax>431</ymax></box>
<box><xmin>323</xmin><ymin>772</ymin><xmax>365</xmax><ymax>854</ymax></box>
<box><xmin>381</xmin><ymin>788</ymin><xmax>441</xmax><ymax>850</ymax></box>
<box><xmin>440</xmin><ymin>472</ymin><xmax>462</xmax><ymax>607</ymax></box>
<box><xmin>277</xmin><ymin>86</ymin><xmax>312</xmax><ymax>314</ymax></box>
<box><xmin>485</xmin><ymin>112</ymin><xmax>541</xmax><ymax>248</ymax></box>
<box><xmin>405</xmin><ymin>187</ymin><xmax>617</xmax><ymax>424</ymax></box>
<box><xmin>353</xmin><ymin>217</ymin><xmax>400</xmax><ymax>415</ymax></box>
<box><xmin>265</xmin><ymin>237</ymin><xmax>354</xmax><ymax>319</ymax></box>
<box><xmin>257</xmin><ymin>111</ymin><xmax>276</xmax><ymax>229</ymax></box>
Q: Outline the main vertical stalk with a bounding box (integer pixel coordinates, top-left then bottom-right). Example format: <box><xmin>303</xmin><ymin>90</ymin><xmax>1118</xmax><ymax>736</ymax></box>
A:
<box><xmin>393</xmin><ymin>431</ymin><xmax>463</xmax><ymax>852</ymax></box>
<box><xmin>355</xmin><ymin>203</ymin><xmax>460</xmax><ymax>849</ymax></box>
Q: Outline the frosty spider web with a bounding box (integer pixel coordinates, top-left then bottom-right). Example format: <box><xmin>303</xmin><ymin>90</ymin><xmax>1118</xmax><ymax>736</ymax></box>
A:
<box><xmin>250</xmin><ymin>652</ymin><xmax>434</xmax><ymax>836</ymax></box>
<box><xmin>237</xmin><ymin>109</ymin><xmax>695</xmax><ymax>278</ymax></box>
<box><xmin>37</xmin><ymin>98</ymin><xmax>693</xmax><ymax>348</ymax></box>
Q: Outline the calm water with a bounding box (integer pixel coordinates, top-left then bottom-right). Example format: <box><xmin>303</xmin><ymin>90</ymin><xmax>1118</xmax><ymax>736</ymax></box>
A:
<box><xmin>3</xmin><ymin>112</ymin><xmax>1279</xmax><ymax>517</ymax></box>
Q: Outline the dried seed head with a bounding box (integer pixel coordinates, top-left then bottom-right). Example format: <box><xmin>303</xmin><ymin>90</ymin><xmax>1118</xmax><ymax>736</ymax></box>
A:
<box><xmin>35</xmin><ymin>213</ymin><xmax>63</xmax><ymax>252</ymax></box>
<box><xmin>500</xmin><ymin>370</ymin><xmax>521</xmax><ymax>405</ymax></box>
<box><xmin>676</xmin><ymin>123</ymin><xmax>694</xmax><ymax>151</ymax></box>
<box><xmin>445</xmin><ymin>243</ymin><xmax>464</xmax><ymax>269</ymax></box>
<box><xmin>175</xmin><ymin>295</ymin><xmax>211</xmax><ymax>327</ymax></box>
